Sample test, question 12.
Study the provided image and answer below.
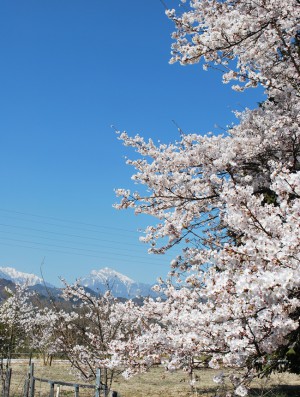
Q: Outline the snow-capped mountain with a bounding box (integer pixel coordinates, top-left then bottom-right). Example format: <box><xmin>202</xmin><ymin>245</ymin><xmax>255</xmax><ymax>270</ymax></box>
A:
<box><xmin>80</xmin><ymin>267</ymin><xmax>157</xmax><ymax>299</ymax></box>
<box><xmin>0</xmin><ymin>266</ymin><xmax>158</xmax><ymax>299</ymax></box>
<box><xmin>0</xmin><ymin>266</ymin><xmax>46</xmax><ymax>287</ymax></box>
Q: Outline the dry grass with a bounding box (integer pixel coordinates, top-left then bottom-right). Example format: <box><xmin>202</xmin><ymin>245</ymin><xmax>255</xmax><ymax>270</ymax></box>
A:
<box><xmin>112</xmin><ymin>367</ymin><xmax>300</xmax><ymax>397</ymax></box>
<box><xmin>249</xmin><ymin>372</ymin><xmax>300</xmax><ymax>397</ymax></box>
<box><xmin>2</xmin><ymin>361</ymin><xmax>95</xmax><ymax>397</ymax></box>
<box><xmin>2</xmin><ymin>360</ymin><xmax>300</xmax><ymax>397</ymax></box>
<box><xmin>112</xmin><ymin>365</ymin><xmax>215</xmax><ymax>397</ymax></box>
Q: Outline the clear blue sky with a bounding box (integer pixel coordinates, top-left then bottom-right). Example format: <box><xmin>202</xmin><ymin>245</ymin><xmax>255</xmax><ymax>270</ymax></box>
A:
<box><xmin>0</xmin><ymin>0</ymin><xmax>264</xmax><ymax>286</ymax></box>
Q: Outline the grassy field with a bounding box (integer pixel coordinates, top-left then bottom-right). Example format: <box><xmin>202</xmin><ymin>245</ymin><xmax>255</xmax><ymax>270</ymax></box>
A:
<box><xmin>2</xmin><ymin>360</ymin><xmax>300</xmax><ymax>397</ymax></box>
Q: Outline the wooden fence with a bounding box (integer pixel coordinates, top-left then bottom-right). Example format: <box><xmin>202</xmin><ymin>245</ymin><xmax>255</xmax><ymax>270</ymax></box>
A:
<box><xmin>1</xmin><ymin>364</ymin><xmax>118</xmax><ymax>397</ymax></box>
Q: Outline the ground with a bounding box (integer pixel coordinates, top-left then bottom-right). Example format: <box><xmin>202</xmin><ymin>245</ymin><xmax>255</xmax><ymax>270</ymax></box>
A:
<box><xmin>2</xmin><ymin>359</ymin><xmax>300</xmax><ymax>396</ymax></box>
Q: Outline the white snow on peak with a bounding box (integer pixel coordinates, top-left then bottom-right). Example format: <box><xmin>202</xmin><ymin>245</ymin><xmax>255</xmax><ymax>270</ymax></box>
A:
<box><xmin>81</xmin><ymin>267</ymin><xmax>156</xmax><ymax>299</ymax></box>
<box><xmin>0</xmin><ymin>265</ymin><xmax>158</xmax><ymax>299</ymax></box>
<box><xmin>90</xmin><ymin>267</ymin><xmax>134</xmax><ymax>284</ymax></box>
<box><xmin>0</xmin><ymin>266</ymin><xmax>43</xmax><ymax>286</ymax></box>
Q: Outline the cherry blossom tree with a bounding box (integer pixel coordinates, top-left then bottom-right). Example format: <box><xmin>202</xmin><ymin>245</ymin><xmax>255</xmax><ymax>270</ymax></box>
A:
<box><xmin>53</xmin><ymin>282</ymin><xmax>141</xmax><ymax>391</ymax></box>
<box><xmin>0</xmin><ymin>284</ymin><xmax>35</xmax><ymax>361</ymax></box>
<box><xmin>114</xmin><ymin>0</ymin><xmax>300</xmax><ymax>395</ymax></box>
<box><xmin>26</xmin><ymin>306</ymin><xmax>68</xmax><ymax>365</ymax></box>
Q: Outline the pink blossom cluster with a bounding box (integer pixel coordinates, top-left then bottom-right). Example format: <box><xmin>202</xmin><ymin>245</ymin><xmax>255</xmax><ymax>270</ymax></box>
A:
<box><xmin>114</xmin><ymin>0</ymin><xmax>300</xmax><ymax>394</ymax></box>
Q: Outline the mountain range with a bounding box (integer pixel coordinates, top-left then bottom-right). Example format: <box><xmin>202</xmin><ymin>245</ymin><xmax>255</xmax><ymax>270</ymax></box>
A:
<box><xmin>0</xmin><ymin>266</ymin><xmax>45</xmax><ymax>286</ymax></box>
<box><xmin>80</xmin><ymin>267</ymin><xmax>157</xmax><ymax>299</ymax></box>
<box><xmin>0</xmin><ymin>266</ymin><xmax>158</xmax><ymax>299</ymax></box>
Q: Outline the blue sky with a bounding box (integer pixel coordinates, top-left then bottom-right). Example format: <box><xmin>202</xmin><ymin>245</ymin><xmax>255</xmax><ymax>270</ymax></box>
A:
<box><xmin>0</xmin><ymin>0</ymin><xmax>264</xmax><ymax>286</ymax></box>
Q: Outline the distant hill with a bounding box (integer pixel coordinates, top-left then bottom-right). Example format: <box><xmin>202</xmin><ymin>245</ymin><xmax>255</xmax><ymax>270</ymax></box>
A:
<box><xmin>0</xmin><ymin>278</ymin><xmax>16</xmax><ymax>301</ymax></box>
<box><xmin>0</xmin><ymin>277</ymin><xmax>61</xmax><ymax>304</ymax></box>
<box><xmin>28</xmin><ymin>283</ymin><xmax>63</xmax><ymax>300</ymax></box>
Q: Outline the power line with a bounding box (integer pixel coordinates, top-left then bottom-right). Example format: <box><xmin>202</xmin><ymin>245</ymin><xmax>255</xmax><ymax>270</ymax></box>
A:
<box><xmin>0</xmin><ymin>208</ymin><xmax>139</xmax><ymax>233</ymax></box>
<box><xmin>0</xmin><ymin>222</ymin><xmax>143</xmax><ymax>243</ymax></box>
<box><xmin>0</xmin><ymin>229</ymin><xmax>146</xmax><ymax>251</ymax></box>
<box><xmin>0</xmin><ymin>213</ymin><xmax>138</xmax><ymax>237</ymax></box>
<box><xmin>0</xmin><ymin>236</ymin><xmax>156</xmax><ymax>261</ymax></box>
<box><xmin>0</xmin><ymin>241</ymin><xmax>165</xmax><ymax>266</ymax></box>
<box><xmin>0</xmin><ymin>209</ymin><xmax>179</xmax><ymax>267</ymax></box>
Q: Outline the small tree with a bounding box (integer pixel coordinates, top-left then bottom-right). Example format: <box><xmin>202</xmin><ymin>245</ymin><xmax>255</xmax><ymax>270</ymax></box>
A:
<box><xmin>26</xmin><ymin>306</ymin><xmax>65</xmax><ymax>365</ymax></box>
<box><xmin>0</xmin><ymin>284</ymin><xmax>35</xmax><ymax>361</ymax></box>
<box><xmin>53</xmin><ymin>281</ymin><xmax>141</xmax><ymax>391</ymax></box>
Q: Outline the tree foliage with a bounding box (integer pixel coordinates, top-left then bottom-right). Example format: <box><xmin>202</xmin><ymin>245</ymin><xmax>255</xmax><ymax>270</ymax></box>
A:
<box><xmin>114</xmin><ymin>0</ymin><xmax>300</xmax><ymax>395</ymax></box>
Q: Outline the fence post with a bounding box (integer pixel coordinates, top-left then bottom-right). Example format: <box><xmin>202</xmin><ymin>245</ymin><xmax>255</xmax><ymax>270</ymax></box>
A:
<box><xmin>29</xmin><ymin>363</ymin><xmax>35</xmax><ymax>397</ymax></box>
<box><xmin>4</xmin><ymin>368</ymin><xmax>12</xmax><ymax>397</ymax></box>
<box><xmin>95</xmin><ymin>369</ymin><xmax>101</xmax><ymax>397</ymax></box>
<box><xmin>24</xmin><ymin>363</ymin><xmax>34</xmax><ymax>397</ymax></box>
<box><xmin>49</xmin><ymin>382</ymin><xmax>55</xmax><ymax>397</ymax></box>
<box><xmin>74</xmin><ymin>384</ymin><xmax>79</xmax><ymax>397</ymax></box>
<box><xmin>29</xmin><ymin>377</ymin><xmax>35</xmax><ymax>397</ymax></box>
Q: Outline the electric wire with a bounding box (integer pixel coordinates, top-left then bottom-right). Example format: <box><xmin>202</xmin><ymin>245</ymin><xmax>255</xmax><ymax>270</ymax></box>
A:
<box><xmin>0</xmin><ymin>236</ymin><xmax>156</xmax><ymax>260</ymax></box>
<box><xmin>0</xmin><ymin>213</ymin><xmax>138</xmax><ymax>236</ymax></box>
<box><xmin>0</xmin><ymin>222</ymin><xmax>143</xmax><ymax>243</ymax></box>
<box><xmin>0</xmin><ymin>208</ymin><xmax>138</xmax><ymax>233</ymax></box>
<box><xmin>0</xmin><ymin>241</ymin><xmax>165</xmax><ymax>265</ymax></box>
<box><xmin>0</xmin><ymin>229</ymin><xmax>144</xmax><ymax>251</ymax></box>
<box><xmin>0</xmin><ymin>208</ymin><xmax>177</xmax><ymax>268</ymax></box>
